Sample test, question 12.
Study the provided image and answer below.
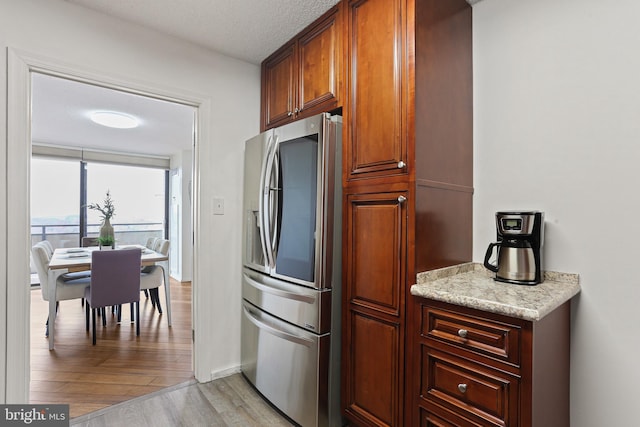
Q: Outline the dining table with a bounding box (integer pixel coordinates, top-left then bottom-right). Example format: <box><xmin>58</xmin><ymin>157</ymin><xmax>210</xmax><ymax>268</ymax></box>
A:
<box><xmin>46</xmin><ymin>245</ymin><xmax>170</xmax><ymax>350</ymax></box>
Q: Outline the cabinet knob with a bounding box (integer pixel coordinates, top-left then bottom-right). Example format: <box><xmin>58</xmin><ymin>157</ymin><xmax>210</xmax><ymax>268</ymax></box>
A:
<box><xmin>287</xmin><ymin>111</ymin><xmax>293</xmax><ymax>117</ymax></box>
<box><xmin>397</xmin><ymin>195</ymin><xmax>407</xmax><ymax>204</ymax></box>
<box><xmin>458</xmin><ymin>329</ymin><xmax>468</xmax><ymax>338</ymax></box>
<box><xmin>294</xmin><ymin>107</ymin><xmax>300</xmax><ymax>114</ymax></box>
<box><xmin>397</xmin><ymin>160</ymin><xmax>406</xmax><ymax>169</ymax></box>
<box><xmin>458</xmin><ymin>383</ymin><xmax>467</xmax><ymax>393</ymax></box>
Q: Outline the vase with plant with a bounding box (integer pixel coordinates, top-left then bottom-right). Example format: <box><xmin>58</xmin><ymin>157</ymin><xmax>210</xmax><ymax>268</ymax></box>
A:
<box><xmin>88</xmin><ymin>190</ymin><xmax>116</xmax><ymax>249</ymax></box>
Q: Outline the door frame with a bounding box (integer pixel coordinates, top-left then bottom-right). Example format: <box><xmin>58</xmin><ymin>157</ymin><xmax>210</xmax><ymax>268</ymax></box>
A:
<box><xmin>5</xmin><ymin>47</ymin><xmax>211</xmax><ymax>402</ymax></box>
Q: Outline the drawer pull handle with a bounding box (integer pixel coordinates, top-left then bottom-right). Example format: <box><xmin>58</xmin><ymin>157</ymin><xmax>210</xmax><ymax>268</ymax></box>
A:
<box><xmin>458</xmin><ymin>383</ymin><xmax>468</xmax><ymax>393</ymax></box>
<box><xmin>397</xmin><ymin>161</ymin><xmax>406</xmax><ymax>169</ymax></box>
<box><xmin>458</xmin><ymin>329</ymin><xmax>468</xmax><ymax>338</ymax></box>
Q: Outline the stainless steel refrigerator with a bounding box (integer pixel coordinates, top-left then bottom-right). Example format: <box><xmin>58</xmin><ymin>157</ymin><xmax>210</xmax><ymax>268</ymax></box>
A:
<box><xmin>241</xmin><ymin>113</ymin><xmax>343</xmax><ymax>427</ymax></box>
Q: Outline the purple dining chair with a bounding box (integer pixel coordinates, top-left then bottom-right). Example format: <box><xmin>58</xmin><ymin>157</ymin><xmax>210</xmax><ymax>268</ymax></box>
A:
<box><xmin>84</xmin><ymin>248</ymin><xmax>141</xmax><ymax>345</ymax></box>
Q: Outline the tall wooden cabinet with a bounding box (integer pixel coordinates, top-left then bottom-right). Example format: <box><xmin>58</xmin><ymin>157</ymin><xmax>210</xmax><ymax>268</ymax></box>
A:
<box><xmin>340</xmin><ymin>0</ymin><xmax>473</xmax><ymax>426</ymax></box>
<box><xmin>261</xmin><ymin>4</ymin><xmax>342</xmax><ymax>131</ymax></box>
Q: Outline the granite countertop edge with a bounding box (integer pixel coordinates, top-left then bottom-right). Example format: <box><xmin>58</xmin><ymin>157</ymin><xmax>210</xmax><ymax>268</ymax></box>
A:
<box><xmin>410</xmin><ymin>262</ymin><xmax>581</xmax><ymax>322</ymax></box>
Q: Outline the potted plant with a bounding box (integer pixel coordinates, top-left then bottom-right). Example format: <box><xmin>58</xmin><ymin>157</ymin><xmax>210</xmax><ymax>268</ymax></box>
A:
<box><xmin>88</xmin><ymin>190</ymin><xmax>116</xmax><ymax>248</ymax></box>
<box><xmin>97</xmin><ymin>235</ymin><xmax>116</xmax><ymax>250</ymax></box>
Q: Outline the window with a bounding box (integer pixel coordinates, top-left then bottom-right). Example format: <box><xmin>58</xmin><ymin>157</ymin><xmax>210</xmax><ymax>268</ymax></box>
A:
<box><xmin>86</xmin><ymin>163</ymin><xmax>166</xmax><ymax>245</ymax></box>
<box><xmin>31</xmin><ymin>157</ymin><xmax>167</xmax><ymax>248</ymax></box>
<box><xmin>30</xmin><ymin>157</ymin><xmax>80</xmax><ymax>248</ymax></box>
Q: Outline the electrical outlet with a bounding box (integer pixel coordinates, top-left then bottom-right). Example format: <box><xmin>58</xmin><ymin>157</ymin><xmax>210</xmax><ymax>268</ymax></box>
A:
<box><xmin>213</xmin><ymin>197</ymin><xmax>224</xmax><ymax>215</ymax></box>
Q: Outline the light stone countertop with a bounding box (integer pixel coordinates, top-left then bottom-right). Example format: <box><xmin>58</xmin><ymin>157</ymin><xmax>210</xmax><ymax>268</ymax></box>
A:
<box><xmin>411</xmin><ymin>263</ymin><xmax>581</xmax><ymax>322</ymax></box>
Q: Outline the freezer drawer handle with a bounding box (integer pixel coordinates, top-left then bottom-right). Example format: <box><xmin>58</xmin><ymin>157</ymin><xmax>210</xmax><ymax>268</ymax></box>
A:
<box><xmin>243</xmin><ymin>305</ymin><xmax>314</xmax><ymax>347</ymax></box>
<box><xmin>244</xmin><ymin>273</ymin><xmax>316</xmax><ymax>304</ymax></box>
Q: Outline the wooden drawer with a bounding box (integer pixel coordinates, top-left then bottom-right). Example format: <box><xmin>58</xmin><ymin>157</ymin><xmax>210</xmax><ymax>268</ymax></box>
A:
<box><xmin>421</xmin><ymin>347</ymin><xmax>519</xmax><ymax>427</ymax></box>
<box><xmin>421</xmin><ymin>304</ymin><xmax>522</xmax><ymax>366</ymax></box>
<box><xmin>420</xmin><ymin>407</ymin><xmax>485</xmax><ymax>427</ymax></box>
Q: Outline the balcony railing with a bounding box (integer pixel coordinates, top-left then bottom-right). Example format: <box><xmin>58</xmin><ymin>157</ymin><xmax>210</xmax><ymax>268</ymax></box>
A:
<box><xmin>31</xmin><ymin>222</ymin><xmax>164</xmax><ymax>249</ymax></box>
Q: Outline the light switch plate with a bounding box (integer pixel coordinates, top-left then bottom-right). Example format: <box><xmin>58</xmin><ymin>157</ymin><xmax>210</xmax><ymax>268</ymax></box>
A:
<box><xmin>213</xmin><ymin>197</ymin><xmax>224</xmax><ymax>215</ymax></box>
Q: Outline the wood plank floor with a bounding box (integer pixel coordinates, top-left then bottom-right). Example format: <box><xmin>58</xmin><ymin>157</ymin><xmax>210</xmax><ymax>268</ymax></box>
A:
<box><xmin>30</xmin><ymin>278</ymin><xmax>194</xmax><ymax>419</ymax></box>
<box><xmin>69</xmin><ymin>374</ymin><xmax>294</xmax><ymax>426</ymax></box>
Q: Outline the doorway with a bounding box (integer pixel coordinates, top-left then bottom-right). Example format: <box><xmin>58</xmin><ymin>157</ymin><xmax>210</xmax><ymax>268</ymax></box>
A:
<box><xmin>29</xmin><ymin>73</ymin><xmax>196</xmax><ymax>416</ymax></box>
<box><xmin>6</xmin><ymin>50</ymin><xmax>210</xmax><ymax>408</ymax></box>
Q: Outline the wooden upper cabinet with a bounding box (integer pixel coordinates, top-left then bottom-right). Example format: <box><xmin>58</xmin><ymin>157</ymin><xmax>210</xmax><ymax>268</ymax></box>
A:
<box><xmin>298</xmin><ymin>12</ymin><xmax>340</xmax><ymax>114</ymax></box>
<box><xmin>262</xmin><ymin>43</ymin><xmax>296</xmax><ymax>130</ymax></box>
<box><xmin>345</xmin><ymin>0</ymin><xmax>407</xmax><ymax>181</ymax></box>
<box><xmin>261</xmin><ymin>5</ymin><xmax>341</xmax><ymax>131</ymax></box>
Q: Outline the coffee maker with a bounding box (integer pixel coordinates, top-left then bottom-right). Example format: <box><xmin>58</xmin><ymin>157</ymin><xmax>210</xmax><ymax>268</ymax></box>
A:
<box><xmin>483</xmin><ymin>211</ymin><xmax>544</xmax><ymax>285</ymax></box>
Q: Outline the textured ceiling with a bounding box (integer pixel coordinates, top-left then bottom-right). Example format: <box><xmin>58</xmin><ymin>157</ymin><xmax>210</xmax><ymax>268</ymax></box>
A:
<box><xmin>65</xmin><ymin>0</ymin><xmax>342</xmax><ymax>64</ymax></box>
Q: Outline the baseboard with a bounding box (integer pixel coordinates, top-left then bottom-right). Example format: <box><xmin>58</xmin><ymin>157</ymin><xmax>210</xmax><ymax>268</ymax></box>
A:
<box><xmin>210</xmin><ymin>365</ymin><xmax>241</xmax><ymax>381</ymax></box>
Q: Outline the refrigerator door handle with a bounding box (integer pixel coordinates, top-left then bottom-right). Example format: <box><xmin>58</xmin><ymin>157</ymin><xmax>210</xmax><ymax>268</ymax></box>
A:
<box><xmin>269</xmin><ymin>140</ymin><xmax>280</xmax><ymax>260</ymax></box>
<box><xmin>243</xmin><ymin>273</ymin><xmax>316</xmax><ymax>304</ymax></box>
<box><xmin>263</xmin><ymin>135</ymin><xmax>279</xmax><ymax>269</ymax></box>
<box><xmin>259</xmin><ymin>135</ymin><xmax>275</xmax><ymax>268</ymax></box>
<box><xmin>243</xmin><ymin>304</ymin><xmax>314</xmax><ymax>348</ymax></box>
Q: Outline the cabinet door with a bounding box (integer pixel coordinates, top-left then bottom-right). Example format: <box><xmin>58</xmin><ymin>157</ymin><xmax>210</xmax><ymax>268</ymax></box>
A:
<box><xmin>342</xmin><ymin>190</ymin><xmax>407</xmax><ymax>427</ymax></box>
<box><xmin>345</xmin><ymin>0</ymin><xmax>407</xmax><ymax>180</ymax></box>
<box><xmin>297</xmin><ymin>5</ymin><xmax>340</xmax><ymax>117</ymax></box>
<box><xmin>344</xmin><ymin>311</ymin><xmax>401</xmax><ymax>427</ymax></box>
<box><xmin>262</xmin><ymin>42</ymin><xmax>296</xmax><ymax>130</ymax></box>
<box><xmin>345</xmin><ymin>191</ymin><xmax>407</xmax><ymax>316</ymax></box>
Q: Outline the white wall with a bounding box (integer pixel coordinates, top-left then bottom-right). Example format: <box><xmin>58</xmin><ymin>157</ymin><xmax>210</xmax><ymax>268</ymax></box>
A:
<box><xmin>0</xmin><ymin>0</ymin><xmax>259</xmax><ymax>399</ymax></box>
<box><xmin>473</xmin><ymin>0</ymin><xmax>640</xmax><ymax>425</ymax></box>
<box><xmin>170</xmin><ymin>149</ymin><xmax>194</xmax><ymax>282</ymax></box>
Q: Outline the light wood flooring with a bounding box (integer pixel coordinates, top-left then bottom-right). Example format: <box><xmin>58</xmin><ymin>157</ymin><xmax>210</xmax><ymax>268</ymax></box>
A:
<box><xmin>30</xmin><ymin>278</ymin><xmax>194</xmax><ymax>419</ymax></box>
<box><xmin>69</xmin><ymin>374</ymin><xmax>294</xmax><ymax>426</ymax></box>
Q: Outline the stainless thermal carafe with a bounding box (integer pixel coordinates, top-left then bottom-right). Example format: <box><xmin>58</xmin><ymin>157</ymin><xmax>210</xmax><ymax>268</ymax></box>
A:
<box><xmin>483</xmin><ymin>211</ymin><xmax>544</xmax><ymax>285</ymax></box>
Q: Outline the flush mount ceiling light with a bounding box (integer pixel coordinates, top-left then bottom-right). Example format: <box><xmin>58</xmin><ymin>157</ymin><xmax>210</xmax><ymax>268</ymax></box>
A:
<box><xmin>89</xmin><ymin>111</ymin><xmax>140</xmax><ymax>129</ymax></box>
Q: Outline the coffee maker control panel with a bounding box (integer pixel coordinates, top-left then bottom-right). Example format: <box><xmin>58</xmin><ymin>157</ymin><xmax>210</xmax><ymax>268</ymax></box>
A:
<box><xmin>498</xmin><ymin>214</ymin><xmax>535</xmax><ymax>235</ymax></box>
<box><xmin>502</xmin><ymin>218</ymin><xmax>521</xmax><ymax>230</ymax></box>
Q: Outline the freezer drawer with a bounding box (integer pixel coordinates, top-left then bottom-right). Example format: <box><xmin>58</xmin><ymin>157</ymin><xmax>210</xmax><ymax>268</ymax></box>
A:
<box><xmin>241</xmin><ymin>301</ymin><xmax>331</xmax><ymax>427</ymax></box>
<box><xmin>242</xmin><ymin>267</ymin><xmax>332</xmax><ymax>334</ymax></box>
